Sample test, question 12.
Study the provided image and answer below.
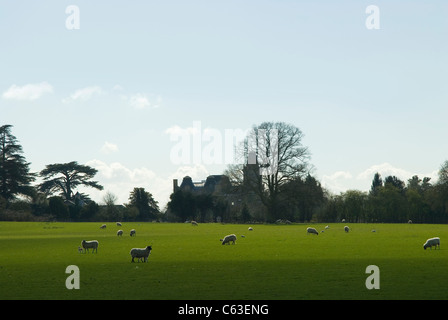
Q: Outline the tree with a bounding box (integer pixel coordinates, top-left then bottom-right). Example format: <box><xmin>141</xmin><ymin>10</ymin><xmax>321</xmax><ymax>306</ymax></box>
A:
<box><xmin>369</xmin><ymin>172</ymin><xmax>383</xmax><ymax>196</ymax></box>
<box><xmin>128</xmin><ymin>187</ymin><xmax>160</xmax><ymax>221</ymax></box>
<box><xmin>38</xmin><ymin>161</ymin><xmax>103</xmax><ymax>201</ymax></box>
<box><xmin>0</xmin><ymin>125</ymin><xmax>35</xmax><ymax>200</ymax></box>
<box><xmin>226</xmin><ymin>122</ymin><xmax>311</xmax><ymax>222</ymax></box>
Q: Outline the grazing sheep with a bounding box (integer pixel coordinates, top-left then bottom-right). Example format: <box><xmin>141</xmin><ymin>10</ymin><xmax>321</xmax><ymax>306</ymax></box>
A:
<box><xmin>100</xmin><ymin>224</ymin><xmax>106</xmax><ymax>229</ymax></box>
<box><xmin>117</xmin><ymin>230</ymin><xmax>123</xmax><ymax>236</ymax></box>
<box><xmin>408</xmin><ymin>220</ymin><xmax>413</xmax><ymax>224</ymax></box>
<box><xmin>423</xmin><ymin>237</ymin><xmax>440</xmax><ymax>250</ymax></box>
<box><xmin>130</xmin><ymin>246</ymin><xmax>152</xmax><ymax>262</ymax></box>
<box><xmin>344</xmin><ymin>226</ymin><xmax>350</xmax><ymax>233</ymax></box>
<box><xmin>81</xmin><ymin>240</ymin><xmax>99</xmax><ymax>253</ymax></box>
<box><xmin>221</xmin><ymin>234</ymin><xmax>237</xmax><ymax>245</ymax></box>
<box><xmin>130</xmin><ymin>229</ymin><xmax>136</xmax><ymax>237</ymax></box>
<box><xmin>325</xmin><ymin>225</ymin><xmax>330</xmax><ymax>229</ymax></box>
<box><xmin>248</xmin><ymin>227</ymin><xmax>253</xmax><ymax>231</ymax></box>
<box><xmin>116</xmin><ymin>222</ymin><xmax>122</xmax><ymax>226</ymax></box>
<box><xmin>341</xmin><ymin>219</ymin><xmax>345</xmax><ymax>223</ymax></box>
<box><xmin>191</xmin><ymin>221</ymin><xmax>198</xmax><ymax>226</ymax></box>
<box><xmin>306</xmin><ymin>227</ymin><xmax>318</xmax><ymax>235</ymax></box>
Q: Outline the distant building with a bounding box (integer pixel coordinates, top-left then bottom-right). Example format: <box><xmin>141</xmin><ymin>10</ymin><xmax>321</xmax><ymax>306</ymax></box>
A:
<box><xmin>173</xmin><ymin>175</ymin><xmax>231</xmax><ymax>195</ymax></box>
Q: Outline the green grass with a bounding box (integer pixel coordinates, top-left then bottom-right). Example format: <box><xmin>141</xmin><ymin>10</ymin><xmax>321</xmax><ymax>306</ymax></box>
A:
<box><xmin>0</xmin><ymin>221</ymin><xmax>447</xmax><ymax>299</ymax></box>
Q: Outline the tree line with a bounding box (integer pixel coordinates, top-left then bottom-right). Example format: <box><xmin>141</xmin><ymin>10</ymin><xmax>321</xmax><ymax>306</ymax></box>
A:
<box><xmin>2</xmin><ymin>123</ymin><xmax>448</xmax><ymax>223</ymax></box>
<box><xmin>0</xmin><ymin>125</ymin><xmax>160</xmax><ymax>221</ymax></box>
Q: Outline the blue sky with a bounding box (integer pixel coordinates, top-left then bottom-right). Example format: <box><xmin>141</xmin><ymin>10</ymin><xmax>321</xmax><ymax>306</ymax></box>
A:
<box><xmin>1</xmin><ymin>1</ymin><xmax>447</xmax><ymax>207</ymax></box>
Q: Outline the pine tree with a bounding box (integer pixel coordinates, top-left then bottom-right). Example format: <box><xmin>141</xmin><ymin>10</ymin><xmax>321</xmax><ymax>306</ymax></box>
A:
<box><xmin>0</xmin><ymin>125</ymin><xmax>35</xmax><ymax>201</ymax></box>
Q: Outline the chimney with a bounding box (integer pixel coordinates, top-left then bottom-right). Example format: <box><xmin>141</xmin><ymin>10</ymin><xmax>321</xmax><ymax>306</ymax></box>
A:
<box><xmin>173</xmin><ymin>179</ymin><xmax>178</xmax><ymax>192</ymax></box>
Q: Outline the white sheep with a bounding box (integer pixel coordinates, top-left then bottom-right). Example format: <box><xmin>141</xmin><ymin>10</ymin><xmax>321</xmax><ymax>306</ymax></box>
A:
<box><xmin>423</xmin><ymin>237</ymin><xmax>440</xmax><ymax>250</ymax></box>
<box><xmin>81</xmin><ymin>240</ymin><xmax>99</xmax><ymax>253</ymax></box>
<box><xmin>100</xmin><ymin>224</ymin><xmax>106</xmax><ymax>229</ymax></box>
<box><xmin>325</xmin><ymin>225</ymin><xmax>330</xmax><ymax>229</ymax></box>
<box><xmin>248</xmin><ymin>227</ymin><xmax>253</xmax><ymax>231</ymax></box>
<box><xmin>130</xmin><ymin>246</ymin><xmax>152</xmax><ymax>262</ymax></box>
<box><xmin>221</xmin><ymin>234</ymin><xmax>237</xmax><ymax>245</ymax></box>
<box><xmin>130</xmin><ymin>229</ymin><xmax>136</xmax><ymax>237</ymax></box>
<box><xmin>116</xmin><ymin>222</ymin><xmax>122</xmax><ymax>226</ymax></box>
<box><xmin>344</xmin><ymin>226</ymin><xmax>350</xmax><ymax>233</ymax></box>
<box><xmin>117</xmin><ymin>230</ymin><xmax>123</xmax><ymax>236</ymax></box>
<box><xmin>191</xmin><ymin>221</ymin><xmax>198</xmax><ymax>226</ymax></box>
<box><xmin>306</xmin><ymin>227</ymin><xmax>318</xmax><ymax>235</ymax></box>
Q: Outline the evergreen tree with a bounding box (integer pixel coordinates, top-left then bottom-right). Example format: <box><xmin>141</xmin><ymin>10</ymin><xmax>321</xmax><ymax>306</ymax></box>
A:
<box><xmin>0</xmin><ymin>125</ymin><xmax>35</xmax><ymax>200</ymax></box>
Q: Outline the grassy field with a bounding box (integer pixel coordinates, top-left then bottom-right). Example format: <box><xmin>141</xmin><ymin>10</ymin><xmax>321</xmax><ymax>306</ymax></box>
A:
<box><xmin>0</xmin><ymin>221</ymin><xmax>447</xmax><ymax>300</ymax></box>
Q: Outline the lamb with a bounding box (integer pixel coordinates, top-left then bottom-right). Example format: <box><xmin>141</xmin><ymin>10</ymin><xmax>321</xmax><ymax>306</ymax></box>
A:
<box><xmin>423</xmin><ymin>237</ymin><xmax>440</xmax><ymax>250</ymax></box>
<box><xmin>344</xmin><ymin>226</ymin><xmax>350</xmax><ymax>233</ymax></box>
<box><xmin>117</xmin><ymin>230</ymin><xmax>123</xmax><ymax>236</ymax></box>
<box><xmin>81</xmin><ymin>240</ymin><xmax>99</xmax><ymax>253</ymax></box>
<box><xmin>78</xmin><ymin>246</ymin><xmax>83</xmax><ymax>253</ymax></box>
<box><xmin>130</xmin><ymin>246</ymin><xmax>152</xmax><ymax>262</ymax></box>
<box><xmin>130</xmin><ymin>229</ymin><xmax>136</xmax><ymax>237</ymax></box>
<box><xmin>221</xmin><ymin>234</ymin><xmax>237</xmax><ymax>245</ymax></box>
<box><xmin>306</xmin><ymin>227</ymin><xmax>318</xmax><ymax>235</ymax></box>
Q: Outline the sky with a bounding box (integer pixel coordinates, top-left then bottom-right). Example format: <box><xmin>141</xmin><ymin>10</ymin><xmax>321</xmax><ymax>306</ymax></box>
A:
<box><xmin>1</xmin><ymin>1</ymin><xmax>447</xmax><ymax>208</ymax></box>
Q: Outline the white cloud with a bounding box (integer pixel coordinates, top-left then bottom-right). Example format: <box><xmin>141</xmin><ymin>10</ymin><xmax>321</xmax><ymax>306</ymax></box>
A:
<box><xmin>121</xmin><ymin>93</ymin><xmax>161</xmax><ymax>109</ymax></box>
<box><xmin>84</xmin><ymin>159</ymin><xmax>209</xmax><ymax>208</ymax></box>
<box><xmin>100</xmin><ymin>142</ymin><xmax>119</xmax><ymax>154</ymax></box>
<box><xmin>62</xmin><ymin>86</ymin><xmax>103</xmax><ymax>103</ymax></box>
<box><xmin>356</xmin><ymin>162</ymin><xmax>437</xmax><ymax>182</ymax></box>
<box><xmin>321</xmin><ymin>163</ymin><xmax>439</xmax><ymax>195</ymax></box>
<box><xmin>321</xmin><ymin>171</ymin><xmax>353</xmax><ymax>194</ymax></box>
<box><xmin>2</xmin><ymin>81</ymin><xmax>53</xmax><ymax>101</ymax></box>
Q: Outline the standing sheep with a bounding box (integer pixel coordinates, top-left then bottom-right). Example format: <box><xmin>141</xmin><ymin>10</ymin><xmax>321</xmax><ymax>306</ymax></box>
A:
<box><xmin>423</xmin><ymin>237</ymin><xmax>440</xmax><ymax>250</ymax></box>
<box><xmin>306</xmin><ymin>227</ymin><xmax>318</xmax><ymax>235</ymax></box>
<box><xmin>116</xmin><ymin>222</ymin><xmax>122</xmax><ymax>226</ymax></box>
<box><xmin>344</xmin><ymin>226</ymin><xmax>350</xmax><ymax>233</ymax></box>
<box><xmin>117</xmin><ymin>230</ymin><xmax>123</xmax><ymax>236</ymax></box>
<box><xmin>81</xmin><ymin>240</ymin><xmax>99</xmax><ymax>253</ymax></box>
<box><xmin>191</xmin><ymin>221</ymin><xmax>198</xmax><ymax>226</ymax></box>
<box><xmin>130</xmin><ymin>246</ymin><xmax>152</xmax><ymax>262</ymax></box>
<box><xmin>221</xmin><ymin>234</ymin><xmax>237</xmax><ymax>245</ymax></box>
<box><xmin>100</xmin><ymin>224</ymin><xmax>106</xmax><ymax>229</ymax></box>
<box><xmin>130</xmin><ymin>229</ymin><xmax>136</xmax><ymax>237</ymax></box>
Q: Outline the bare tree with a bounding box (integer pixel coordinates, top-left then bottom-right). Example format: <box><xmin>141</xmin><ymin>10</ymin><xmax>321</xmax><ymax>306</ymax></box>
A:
<box><xmin>225</xmin><ymin>121</ymin><xmax>311</xmax><ymax>221</ymax></box>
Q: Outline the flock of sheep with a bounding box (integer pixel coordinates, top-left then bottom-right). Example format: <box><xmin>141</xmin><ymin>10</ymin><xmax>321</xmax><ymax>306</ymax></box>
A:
<box><xmin>78</xmin><ymin>221</ymin><xmax>441</xmax><ymax>263</ymax></box>
<box><xmin>305</xmin><ymin>223</ymin><xmax>440</xmax><ymax>250</ymax></box>
<box><xmin>78</xmin><ymin>222</ymin><xmax>152</xmax><ymax>263</ymax></box>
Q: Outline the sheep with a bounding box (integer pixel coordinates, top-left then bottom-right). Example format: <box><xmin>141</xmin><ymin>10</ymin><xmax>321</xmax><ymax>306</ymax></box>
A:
<box><xmin>306</xmin><ymin>227</ymin><xmax>318</xmax><ymax>235</ymax></box>
<box><xmin>325</xmin><ymin>225</ymin><xmax>330</xmax><ymax>229</ymax></box>
<box><xmin>78</xmin><ymin>246</ymin><xmax>83</xmax><ymax>253</ymax></box>
<box><xmin>191</xmin><ymin>221</ymin><xmax>198</xmax><ymax>226</ymax></box>
<box><xmin>221</xmin><ymin>234</ymin><xmax>237</xmax><ymax>245</ymax></box>
<box><xmin>248</xmin><ymin>227</ymin><xmax>253</xmax><ymax>231</ymax></box>
<box><xmin>423</xmin><ymin>237</ymin><xmax>440</xmax><ymax>250</ymax></box>
<box><xmin>408</xmin><ymin>220</ymin><xmax>413</xmax><ymax>224</ymax></box>
<box><xmin>117</xmin><ymin>230</ymin><xmax>123</xmax><ymax>236</ymax></box>
<box><xmin>344</xmin><ymin>226</ymin><xmax>350</xmax><ymax>233</ymax></box>
<box><xmin>130</xmin><ymin>246</ymin><xmax>152</xmax><ymax>262</ymax></box>
<box><xmin>116</xmin><ymin>222</ymin><xmax>122</xmax><ymax>226</ymax></box>
<box><xmin>81</xmin><ymin>240</ymin><xmax>99</xmax><ymax>253</ymax></box>
<box><xmin>130</xmin><ymin>229</ymin><xmax>136</xmax><ymax>237</ymax></box>
<box><xmin>100</xmin><ymin>224</ymin><xmax>106</xmax><ymax>229</ymax></box>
